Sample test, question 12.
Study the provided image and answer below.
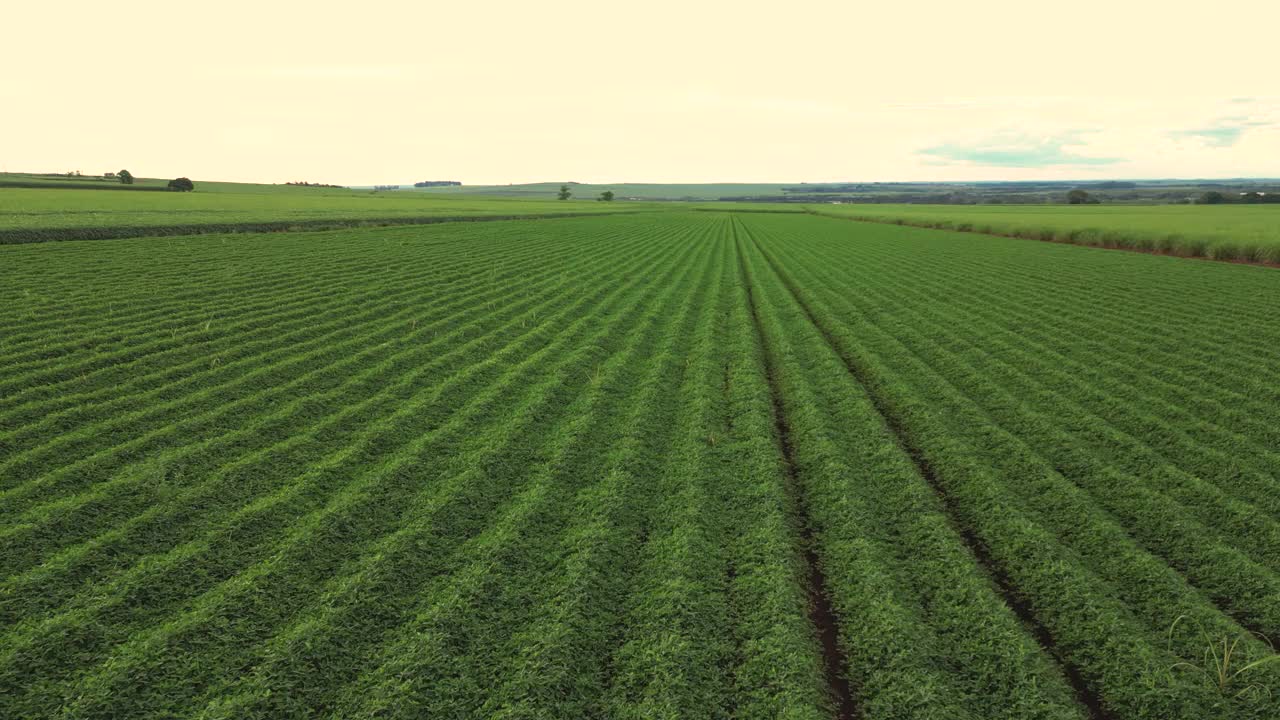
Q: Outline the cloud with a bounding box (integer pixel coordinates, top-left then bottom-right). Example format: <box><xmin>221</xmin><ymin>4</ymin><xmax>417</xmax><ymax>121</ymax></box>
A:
<box><xmin>1170</xmin><ymin>115</ymin><xmax>1277</xmax><ymax>147</ymax></box>
<box><xmin>918</xmin><ymin>131</ymin><xmax>1122</xmax><ymax>168</ymax></box>
<box><xmin>1170</xmin><ymin>126</ymin><xmax>1247</xmax><ymax>147</ymax></box>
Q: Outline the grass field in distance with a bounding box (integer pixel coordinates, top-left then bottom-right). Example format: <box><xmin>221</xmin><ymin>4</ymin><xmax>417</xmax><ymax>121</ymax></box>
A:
<box><xmin>812</xmin><ymin>202</ymin><xmax>1280</xmax><ymax>263</ymax></box>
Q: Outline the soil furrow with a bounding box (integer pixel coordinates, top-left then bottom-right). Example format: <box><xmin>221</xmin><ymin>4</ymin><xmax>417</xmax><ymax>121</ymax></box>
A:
<box><xmin>731</xmin><ymin>217</ymin><xmax>858</xmax><ymax>720</ymax></box>
<box><xmin>743</xmin><ymin>219</ymin><xmax>1110</xmax><ymax>720</ymax></box>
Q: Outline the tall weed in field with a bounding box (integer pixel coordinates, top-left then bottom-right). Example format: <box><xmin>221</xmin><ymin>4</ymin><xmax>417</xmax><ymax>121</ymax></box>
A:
<box><xmin>1169</xmin><ymin>615</ymin><xmax>1280</xmax><ymax>700</ymax></box>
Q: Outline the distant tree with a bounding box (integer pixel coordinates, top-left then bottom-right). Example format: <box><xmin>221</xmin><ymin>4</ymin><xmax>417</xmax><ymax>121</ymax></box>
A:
<box><xmin>557</xmin><ymin>184</ymin><xmax>572</xmax><ymax>200</ymax></box>
<box><xmin>117</xmin><ymin>169</ymin><xmax>134</xmax><ymax>185</ymax></box>
<box><xmin>1198</xmin><ymin>191</ymin><xmax>1226</xmax><ymax>205</ymax></box>
<box><xmin>167</xmin><ymin>177</ymin><xmax>195</xmax><ymax>192</ymax></box>
<box><xmin>1067</xmin><ymin>189</ymin><xmax>1090</xmax><ymax>204</ymax></box>
<box><xmin>599</xmin><ymin>190</ymin><xmax>615</xmax><ymax>202</ymax></box>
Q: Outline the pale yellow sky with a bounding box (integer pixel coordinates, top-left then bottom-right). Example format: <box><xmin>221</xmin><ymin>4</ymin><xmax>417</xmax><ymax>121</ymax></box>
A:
<box><xmin>7</xmin><ymin>1</ymin><xmax>1279</xmax><ymax>185</ymax></box>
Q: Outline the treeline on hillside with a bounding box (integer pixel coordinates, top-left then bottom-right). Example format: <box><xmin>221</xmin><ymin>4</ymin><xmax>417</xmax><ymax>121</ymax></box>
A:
<box><xmin>1190</xmin><ymin>190</ymin><xmax>1280</xmax><ymax>204</ymax></box>
<box><xmin>1</xmin><ymin>169</ymin><xmax>194</xmax><ymax>192</ymax></box>
<box><xmin>720</xmin><ymin>193</ymin><xmax>1050</xmax><ymax>204</ymax></box>
<box><xmin>780</xmin><ymin>181</ymin><xmax>1140</xmax><ymax>194</ymax></box>
<box><xmin>756</xmin><ymin>179</ymin><xmax>1280</xmax><ymax>205</ymax></box>
<box><xmin>413</xmin><ymin>180</ymin><xmax>462</xmax><ymax>187</ymax></box>
<box><xmin>727</xmin><ymin>182</ymin><xmax>1280</xmax><ymax>205</ymax></box>
<box><xmin>285</xmin><ymin>181</ymin><xmax>345</xmax><ymax>188</ymax></box>
<box><xmin>1238</xmin><ymin>191</ymin><xmax>1280</xmax><ymax>203</ymax></box>
<box><xmin>1106</xmin><ymin>188</ymin><xmax>1280</xmax><ymax>204</ymax></box>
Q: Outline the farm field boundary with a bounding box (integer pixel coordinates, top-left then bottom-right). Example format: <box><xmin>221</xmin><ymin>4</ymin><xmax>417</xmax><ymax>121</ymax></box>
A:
<box><xmin>0</xmin><ymin>211</ymin><xmax>642</xmax><ymax>245</ymax></box>
<box><xmin>805</xmin><ymin>208</ymin><xmax>1280</xmax><ymax>268</ymax></box>
<box><xmin>0</xmin><ymin>181</ymin><xmax>172</xmax><ymax>193</ymax></box>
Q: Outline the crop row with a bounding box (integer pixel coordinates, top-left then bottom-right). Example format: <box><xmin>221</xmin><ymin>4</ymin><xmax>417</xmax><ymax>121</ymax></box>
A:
<box><xmin>0</xmin><ymin>220</ymin><xmax>599</xmax><ymax>397</ymax></box>
<box><xmin>7</xmin><ymin>210</ymin><xmax>1279</xmax><ymax>718</ymax></box>
<box><xmin>0</xmin><ymin>221</ymin><xmax>635</xmax><ymax>492</ymax></box>
<box><xmin>1</xmin><ymin>214</ymin><xmax>843</xmax><ymax>719</ymax></box>
<box><xmin>734</xmin><ymin>217</ymin><xmax>1088</xmax><ymax>719</ymax></box>
<box><xmin>0</xmin><ymin>215</ymin><xmax>701</xmax><ymax>716</ymax></box>
<box><xmin>738</xmin><ymin>212</ymin><xmax>1280</xmax><ymax>719</ymax></box>
<box><xmin>0</xmin><ymin>217</ymin><xmax>683</xmax><ymax>635</ymax></box>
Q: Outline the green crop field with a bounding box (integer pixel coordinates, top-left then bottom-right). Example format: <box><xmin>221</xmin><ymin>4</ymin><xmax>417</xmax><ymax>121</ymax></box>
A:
<box><xmin>811</xmin><ymin>203</ymin><xmax>1280</xmax><ymax>263</ymax></box>
<box><xmin>4</xmin><ymin>205</ymin><xmax>1280</xmax><ymax>719</ymax></box>
<box><xmin>0</xmin><ymin>184</ymin><xmax>647</xmax><ymax>243</ymax></box>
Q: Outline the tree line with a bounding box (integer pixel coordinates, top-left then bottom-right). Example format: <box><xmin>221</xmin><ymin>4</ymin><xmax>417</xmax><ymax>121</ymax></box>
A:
<box><xmin>1193</xmin><ymin>190</ymin><xmax>1280</xmax><ymax>204</ymax></box>
<box><xmin>112</xmin><ymin>170</ymin><xmax>193</xmax><ymax>192</ymax></box>
<box><xmin>556</xmin><ymin>185</ymin><xmax>614</xmax><ymax>201</ymax></box>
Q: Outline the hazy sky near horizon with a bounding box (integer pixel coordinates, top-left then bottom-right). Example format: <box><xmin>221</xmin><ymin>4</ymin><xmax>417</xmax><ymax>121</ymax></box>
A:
<box><xmin>8</xmin><ymin>1</ymin><xmax>1280</xmax><ymax>185</ymax></box>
